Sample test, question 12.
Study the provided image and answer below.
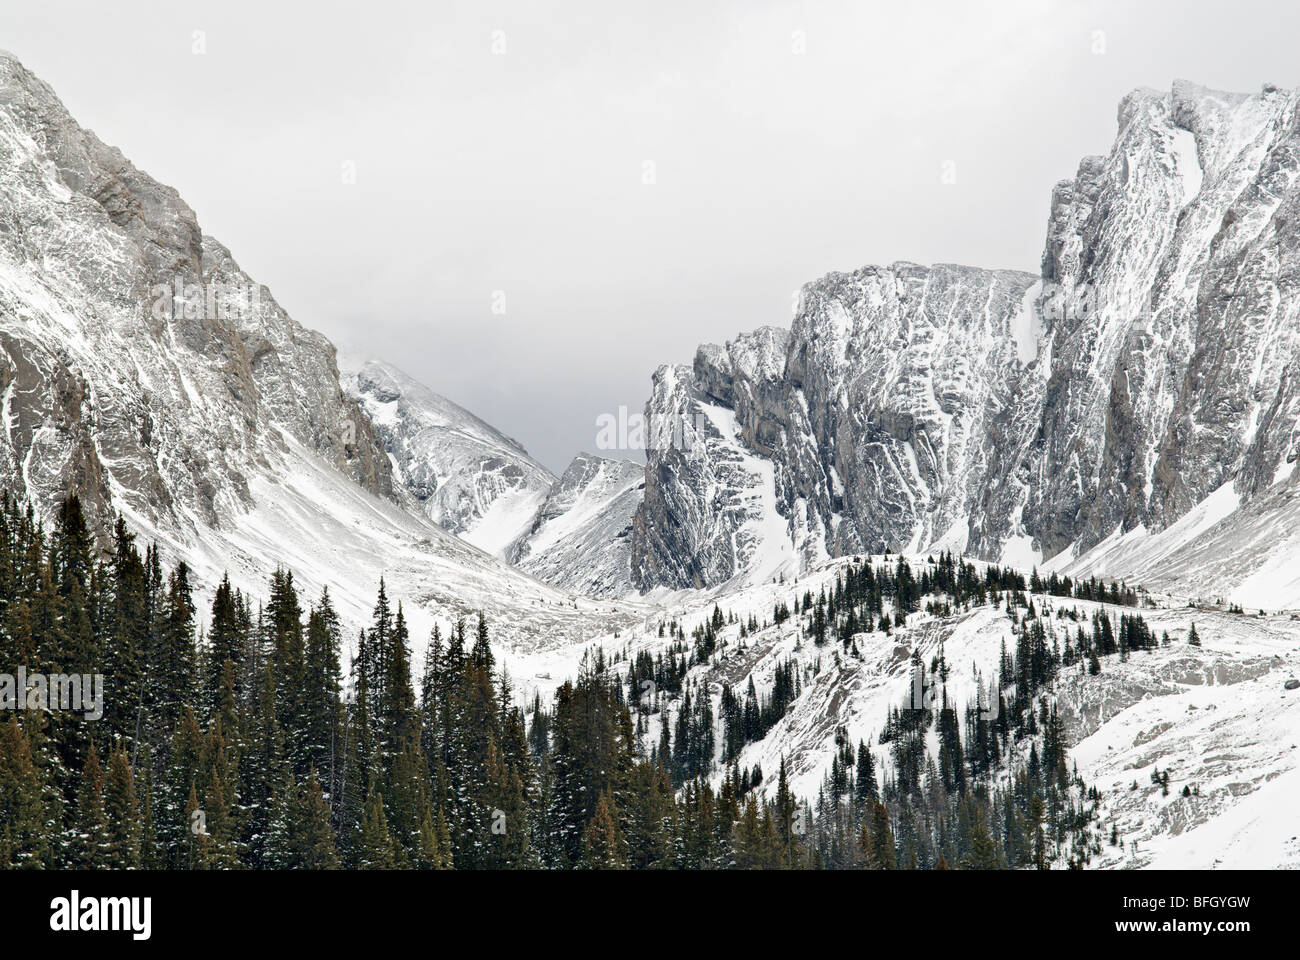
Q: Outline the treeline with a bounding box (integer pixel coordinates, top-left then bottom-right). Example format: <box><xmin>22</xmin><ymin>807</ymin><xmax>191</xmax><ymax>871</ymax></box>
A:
<box><xmin>779</xmin><ymin>553</ymin><xmax>1135</xmax><ymax>650</ymax></box>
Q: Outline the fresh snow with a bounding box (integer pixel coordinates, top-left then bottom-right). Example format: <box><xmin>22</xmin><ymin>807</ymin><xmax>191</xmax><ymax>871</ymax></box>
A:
<box><xmin>566</xmin><ymin>553</ymin><xmax>1300</xmax><ymax>867</ymax></box>
<box><xmin>1169</xmin><ymin>126</ymin><xmax>1204</xmax><ymax>206</ymax></box>
<box><xmin>1013</xmin><ymin>280</ymin><xmax>1044</xmax><ymax>364</ymax></box>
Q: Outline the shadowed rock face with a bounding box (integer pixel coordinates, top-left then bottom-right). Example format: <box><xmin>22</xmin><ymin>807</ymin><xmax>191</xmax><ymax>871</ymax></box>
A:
<box><xmin>0</xmin><ymin>53</ymin><xmax>392</xmax><ymax>541</ymax></box>
<box><xmin>633</xmin><ymin>81</ymin><xmax>1300</xmax><ymax>590</ymax></box>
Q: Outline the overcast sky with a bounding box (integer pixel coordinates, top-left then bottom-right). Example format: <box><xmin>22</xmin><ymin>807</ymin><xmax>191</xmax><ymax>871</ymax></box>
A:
<box><xmin>2</xmin><ymin>1</ymin><xmax>1297</xmax><ymax>472</ymax></box>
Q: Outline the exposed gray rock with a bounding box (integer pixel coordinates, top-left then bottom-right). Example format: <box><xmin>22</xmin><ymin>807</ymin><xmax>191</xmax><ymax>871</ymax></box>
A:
<box><xmin>0</xmin><ymin>51</ymin><xmax>644</xmax><ymax>653</ymax></box>
<box><xmin>632</xmin><ymin>81</ymin><xmax>1300</xmax><ymax>593</ymax></box>
<box><xmin>1027</xmin><ymin>82</ymin><xmax>1300</xmax><ymax>560</ymax></box>
<box><xmin>632</xmin><ymin>326</ymin><xmax>805</xmax><ymax>590</ymax></box>
<box><xmin>0</xmin><ymin>52</ymin><xmax>392</xmax><ymax>540</ymax></box>
<box><xmin>632</xmin><ymin>266</ymin><xmax>1037</xmax><ymax>589</ymax></box>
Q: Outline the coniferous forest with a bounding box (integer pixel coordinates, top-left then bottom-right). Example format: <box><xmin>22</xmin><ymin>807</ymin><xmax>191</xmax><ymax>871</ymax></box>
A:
<box><xmin>1</xmin><ymin>493</ymin><xmax>1158</xmax><ymax>870</ymax></box>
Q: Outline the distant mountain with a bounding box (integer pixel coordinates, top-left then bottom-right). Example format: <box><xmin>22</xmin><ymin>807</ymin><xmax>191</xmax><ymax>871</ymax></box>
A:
<box><xmin>344</xmin><ymin>359</ymin><xmax>555</xmax><ymax>557</ymax></box>
<box><xmin>508</xmin><ymin>452</ymin><xmax>644</xmax><ymax>598</ymax></box>
<box><xmin>345</xmin><ymin>362</ymin><xmax>645</xmax><ymax>596</ymax></box>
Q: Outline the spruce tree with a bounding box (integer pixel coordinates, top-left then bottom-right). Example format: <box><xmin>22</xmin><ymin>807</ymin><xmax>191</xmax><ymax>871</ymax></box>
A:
<box><xmin>357</xmin><ymin>790</ymin><xmax>397</xmax><ymax>869</ymax></box>
<box><xmin>287</xmin><ymin>770</ymin><xmax>340</xmax><ymax>869</ymax></box>
<box><xmin>70</xmin><ymin>741</ymin><xmax>107</xmax><ymax>868</ymax></box>
<box><xmin>103</xmin><ymin>743</ymin><xmax>142</xmax><ymax>868</ymax></box>
<box><xmin>579</xmin><ymin>790</ymin><xmax>628</xmax><ymax>869</ymax></box>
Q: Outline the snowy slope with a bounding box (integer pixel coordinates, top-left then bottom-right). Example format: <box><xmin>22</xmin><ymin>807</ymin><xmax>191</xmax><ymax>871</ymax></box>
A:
<box><xmin>114</xmin><ymin>426</ymin><xmax>643</xmax><ymax>656</ymax></box>
<box><xmin>1045</xmin><ymin>469</ymin><xmax>1300</xmax><ymax>610</ymax></box>
<box><xmin>1062</xmin><ymin>608</ymin><xmax>1300</xmax><ymax>869</ymax></box>
<box><xmin>532</xmin><ymin>553</ymin><xmax>1300</xmax><ymax>868</ymax></box>
<box><xmin>507</xmin><ymin>452</ymin><xmax>645</xmax><ymax>598</ymax></box>
<box><xmin>0</xmin><ymin>52</ymin><xmax>640</xmax><ymax>655</ymax></box>
<box><xmin>345</xmin><ymin>358</ymin><xmax>554</xmax><ymax>557</ymax></box>
<box><xmin>346</xmin><ymin>358</ymin><xmax>651</xmax><ymax>598</ymax></box>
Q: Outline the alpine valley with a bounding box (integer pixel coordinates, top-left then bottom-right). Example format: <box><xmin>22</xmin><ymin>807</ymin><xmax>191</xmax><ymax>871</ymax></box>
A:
<box><xmin>2</xmin><ymin>50</ymin><xmax>1298</xmax><ymax>870</ymax></box>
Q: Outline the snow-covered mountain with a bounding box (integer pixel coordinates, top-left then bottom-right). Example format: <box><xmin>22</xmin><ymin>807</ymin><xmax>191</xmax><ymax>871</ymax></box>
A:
<box><xmin>5</xmin><ymin>46</ymin><xmax>1300</xmax><ymax>870</ymax></box>
<box><xmin>345</xmin><ymin>358</ymin><xmax>555</xmax><ymax>557</ymax></box>
<box><xmin>508</xmin><ymin>452</ymin><xmax>644</xmax><ymax>598</ymax></box>
<box><xmin>631</xmin><ymin>271</ymin><xmax>1036</xmax><ymax>591</ymax></box>
<box><xmin>630</xmin><ymin>81</ymin><xmax>1300</xmax><ymax>609</ymax></box>
<box><xmin>0</xmin><ymin>51</ymin><xmax>638</xmax><ymax>651</ymax></box>
<box><xmin>0</xmin><ymin>54</ymin><xmax>392</xmax><ymax>534</ymax></box>
<box><xmin>631</xmin><ymin>328</ymin><xmax>802</xmax><ymax>591</ymax></box>
<box><xmin>344</xmin><ymin>360</ymin><xmax>646</xmax><ymax>596</ymax></box>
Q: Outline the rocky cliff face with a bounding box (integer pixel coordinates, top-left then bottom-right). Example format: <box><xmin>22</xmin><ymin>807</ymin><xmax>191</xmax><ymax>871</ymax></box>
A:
<box><xmin>1022</xmin><ymin>81</ymin><xmax>1300</xmax><ymax>561</ymax></box>
<box><xmin>633</xmin><ymin>81</ymin><xmax>1300</xmax><ymax>595</ymax></box>
<box><xmin>0</xmin><ymin>52</ymin><xmax>392</xmax><ymax>539</ymax></box>
<box><xmin>632</xmin><ymin>328</ymin><xmax>800</xmax><ymax>590</ymax></box>
<box><xmin>633</xmin><ymin>267</ymin><xmax>1037</xmax><ymax>589</ymax></box>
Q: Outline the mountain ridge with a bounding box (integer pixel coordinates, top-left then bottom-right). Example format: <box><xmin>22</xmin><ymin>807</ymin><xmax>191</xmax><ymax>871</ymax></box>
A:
<box><xmin>0</xmin><ymin>50</ymin><xmax>639</xmax><ymax>652</ymax></box>
<box><xmin>629</xmin><ymin>79</ymin><xmax>1300</xmax><ymax>608</ymax></box>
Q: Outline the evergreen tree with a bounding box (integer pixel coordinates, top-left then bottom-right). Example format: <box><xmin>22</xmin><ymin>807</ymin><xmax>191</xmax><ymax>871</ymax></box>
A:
<box><xmin>287</xmin><ymin>770</ymin><xmax>340</xmax><ymax>869</ymax></box>
<box><xmin>102</xmin><ymin>743</ymin><xmax>142</xmax><ymax>869</ymax></box>
<box><xmin>579</xmin><ymin>790</ymin><xmax>628</xmax><ymax>869</ymax></box>
<box><xmin>357</xmin><ymin>790</ymin><xmax>397</xmax><ymax>869</ymax></box>
<box><xmin>70</xmin><ymin>741</ymin><xmax>107</xmax><ymax>868</ymax></box>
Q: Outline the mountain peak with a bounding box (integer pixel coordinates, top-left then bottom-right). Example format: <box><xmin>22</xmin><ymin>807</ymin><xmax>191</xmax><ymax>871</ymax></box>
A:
<box><xmin>631</xmin><ymin>79</ymin><xmax>1300</xmax><ymax>610</ymax></box>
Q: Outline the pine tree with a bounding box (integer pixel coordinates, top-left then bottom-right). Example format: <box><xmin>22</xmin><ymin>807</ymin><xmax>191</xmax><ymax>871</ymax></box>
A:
<box><xmin>204</xmin><ymin>575</ymin><xmax>243</xmax><ymax>720</ymax></box>
<box><xmin>414</xmin><ymin>799</ymin><xmax>452</xmax><ymax>870</ymax></box>
<box><xmin>579</xmin><ymin>790</ymin><xmax>628</xmax><ymax>869</ymax></box>
<box><xmin>287</xmin><ymin>770</ymin><xmax>340</xmax><ymax>869</ymax></box>
<box><xmin>357</xmin><ymin>790</ymin><xmax>397</xmax><ymax>869</ymax></box>
<box><xmin>103</xmin><ymin>743</ymin><xmax>142</xmax><ymax>868</ymax></box>
<box><xmin>70</xmin><ymin>741</ymin><xmax>107</xmax><ymax>868</ymax></box>
<box><xmin>152</xmin><ymin>563</ymin><xmax>198</xmax><ymax>740</ymax></box>
<box><xmin>0</xmin><ymin>717</ymin><xmax>51</xmax><ymax>867</ymax></box>
<box><xmin>869</xmin><ymin>801</ymin><xmax>896</xmax><ymax>869</ymax></box>
<box><xmin>303</xmin><ymin>590</ymin><xmax>342</xmax><ymax>778</ymax></box>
